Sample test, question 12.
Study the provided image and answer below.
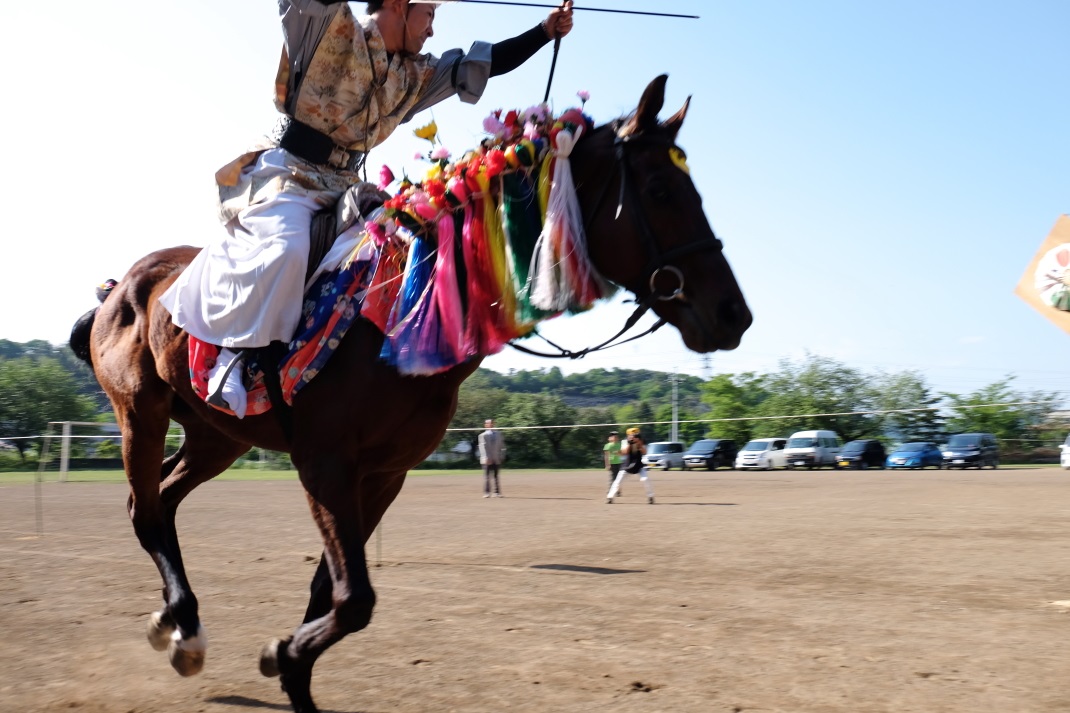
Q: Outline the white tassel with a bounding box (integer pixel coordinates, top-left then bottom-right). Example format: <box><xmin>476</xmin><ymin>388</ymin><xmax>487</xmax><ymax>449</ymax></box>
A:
<box><xmin>529</xmin><ymin>126</ymin><xmax>606</xmax><ymax>311</ymax></box>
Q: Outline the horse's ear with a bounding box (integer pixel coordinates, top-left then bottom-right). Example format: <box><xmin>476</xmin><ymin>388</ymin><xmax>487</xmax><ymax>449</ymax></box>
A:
<box><xmin>663</xmin><ymin>95</ymin><xmax>691</xmax><ymax>139</ymax></box>
<box><xmin>621</xmin><ymin>74</ymin><xmax>669</xmax><ymax>136</ymax></box>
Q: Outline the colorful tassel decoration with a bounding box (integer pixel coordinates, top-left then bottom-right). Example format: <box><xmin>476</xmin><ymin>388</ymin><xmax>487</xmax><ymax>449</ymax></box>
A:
<box><xmin>529</xmin><ymin>125</ymin><xmax>611</xmax><ymax>312</ymax></box>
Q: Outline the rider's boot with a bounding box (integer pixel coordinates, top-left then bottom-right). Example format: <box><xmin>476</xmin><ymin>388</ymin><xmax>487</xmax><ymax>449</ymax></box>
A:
<box><xmin>206</xmin><ymin>348</ymin><xmax>248</xmax><ymax>419</ymax></box>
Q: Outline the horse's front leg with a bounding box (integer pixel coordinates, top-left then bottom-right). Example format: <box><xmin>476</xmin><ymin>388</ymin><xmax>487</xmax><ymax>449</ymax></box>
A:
<box><xmin>260</xmin><ymin>467</ymin><xmax>400</xmax><ymax>713</ymax></box>
<box><xmin>139</xmin><ymin>421</ymin><xmax>249</xmax><ymax>676</ymax></box>
<box><xmin>117</xmin><ymin>397</ymin><xmax>211</xmax><ymax>677</ymax></box>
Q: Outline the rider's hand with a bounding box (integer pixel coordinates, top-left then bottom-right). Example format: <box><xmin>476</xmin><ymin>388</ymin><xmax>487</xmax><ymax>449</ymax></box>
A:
<box><xmin>544</xmin><ymin>0</ymin><xmax>574</xmax><ymax>40</ymax></box>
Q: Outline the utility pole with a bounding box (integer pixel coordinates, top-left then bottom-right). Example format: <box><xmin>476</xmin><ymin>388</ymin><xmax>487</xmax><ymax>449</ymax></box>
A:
<box><xmin>671</xmin><ymin>370</ymin><xmax>679</xmax><ymax>442</ymax></box>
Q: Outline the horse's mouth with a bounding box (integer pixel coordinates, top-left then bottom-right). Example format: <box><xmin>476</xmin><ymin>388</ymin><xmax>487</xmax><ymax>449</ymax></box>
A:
<box><xmin>659</xmin><ymin>298</ymin><xmax>750</xmax><ymax>353</ymax></box>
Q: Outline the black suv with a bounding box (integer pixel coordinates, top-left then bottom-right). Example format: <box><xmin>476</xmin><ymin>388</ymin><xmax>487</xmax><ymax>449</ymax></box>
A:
<box><xmin>682</xmin><ymin>439</ymin><xmax>738</xmax><ymax>470</ymax></box>
<box><xmin>837</xmin><ymin>439</ymin><xmax>887</xmax><ymax>469</ymax></box>
<box><xmin>941</xmin><ymin>433</ymin><xmax>1000</xmax><ymax>469</ymax></box>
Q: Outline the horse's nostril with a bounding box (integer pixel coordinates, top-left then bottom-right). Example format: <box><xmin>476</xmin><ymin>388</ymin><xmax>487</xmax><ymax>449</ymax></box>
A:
<box><xmin>718</xmin><ymin>298</ymin><xmax>751</xmax><ymax>329</ymax></box>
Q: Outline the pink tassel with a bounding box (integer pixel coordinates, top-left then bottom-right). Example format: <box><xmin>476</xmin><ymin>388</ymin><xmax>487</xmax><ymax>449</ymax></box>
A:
<box><xmin>416</xmin><ymin>207</ymin><xmax>466</xmax><ymax>370</ymax></box>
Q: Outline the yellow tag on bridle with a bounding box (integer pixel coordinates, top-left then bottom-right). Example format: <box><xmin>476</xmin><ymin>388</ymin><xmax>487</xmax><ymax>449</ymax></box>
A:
<box><xmin>669</xmin><ymin>147</ymin><xmax>690</xmax><ymax>175</ymax></box>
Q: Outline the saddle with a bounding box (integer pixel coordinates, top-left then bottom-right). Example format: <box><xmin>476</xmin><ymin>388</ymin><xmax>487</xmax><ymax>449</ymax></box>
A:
<box><xmin>195</xmin><ymin>182</ymin><xmax>391</xmax><ymax>420</ymax></box>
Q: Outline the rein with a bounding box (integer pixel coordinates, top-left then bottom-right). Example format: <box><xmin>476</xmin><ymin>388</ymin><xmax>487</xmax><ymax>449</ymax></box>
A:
<box><xmin>508</xmin><ymin>124</ymin><xmax>724</xmax><ymax>360</ymax></box>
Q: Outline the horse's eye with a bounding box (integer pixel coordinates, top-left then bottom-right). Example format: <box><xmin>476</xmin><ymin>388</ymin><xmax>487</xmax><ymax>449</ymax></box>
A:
<box><xmin>646</xmin><ymin>178</ymin><xmax>672</xmax><ymax>202</ymax></box>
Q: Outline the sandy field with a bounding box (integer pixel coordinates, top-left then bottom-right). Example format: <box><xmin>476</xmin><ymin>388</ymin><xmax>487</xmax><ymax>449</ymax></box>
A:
<box><xmin>1</xmin><ymin>467</ymin><xmax>1069</xmax><ymax>713</ymax></box>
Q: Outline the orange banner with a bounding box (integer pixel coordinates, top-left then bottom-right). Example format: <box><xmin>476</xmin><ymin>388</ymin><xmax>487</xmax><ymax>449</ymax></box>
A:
<box><xmin>1015</xmin><ymin>215</ymin><xmax>1070</xmax><ymax>337</ymax></box>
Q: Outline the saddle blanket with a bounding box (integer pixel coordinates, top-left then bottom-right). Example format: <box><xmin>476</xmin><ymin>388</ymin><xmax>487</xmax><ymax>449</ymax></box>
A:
<box><xmin>189</xmin><ymin>235</ymin><xmax>378</xmax><ymax>417</ymax></box>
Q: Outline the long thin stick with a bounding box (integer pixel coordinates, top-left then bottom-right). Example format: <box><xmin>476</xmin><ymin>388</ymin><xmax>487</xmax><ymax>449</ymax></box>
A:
<box><xmin>416</xmin><ymin>0</ymin><xmax>700</xmax><ymax>20</ymax></box>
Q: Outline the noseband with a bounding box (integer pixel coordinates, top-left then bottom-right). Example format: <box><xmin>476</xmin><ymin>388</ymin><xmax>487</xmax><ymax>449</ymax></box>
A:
<box><xmin>509</xmin><ymin>123</ymin><xmax>724</xmax><ymax>360</ymax></box>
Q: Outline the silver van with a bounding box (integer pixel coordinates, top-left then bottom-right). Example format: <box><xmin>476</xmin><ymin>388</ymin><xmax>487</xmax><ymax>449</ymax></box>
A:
<box><xmin>642</xmin><ymin>442</ymin><xmax>685</xmax><ymax>470</ymax></box>
<box><xmin>784</xmin><ymin>430</ymin><xmax>842</xmax><ymax>469</ymax></box>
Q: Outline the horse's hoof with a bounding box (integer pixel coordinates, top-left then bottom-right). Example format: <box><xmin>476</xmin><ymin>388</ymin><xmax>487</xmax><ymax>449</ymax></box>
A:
<box><xmin>168</xmin><ymin>626</ymin><xmax>207</xmax><ymax>677</ymax></box>
<box><xmin>147</xmin><ymin>611</ymin><xmax>175</xmax><ymax>652</ymax></box>
<box><xmin>259</xmin><ymin>637</ymin><xmax>287</xmax><ymax>678</ymax></box>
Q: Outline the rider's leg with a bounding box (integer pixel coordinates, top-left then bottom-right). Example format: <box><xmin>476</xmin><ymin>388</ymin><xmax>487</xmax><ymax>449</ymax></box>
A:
<box><xmin>202</xmin><ymin>192</ymin><xmax>323</xmax><ymax>416</ymax></box>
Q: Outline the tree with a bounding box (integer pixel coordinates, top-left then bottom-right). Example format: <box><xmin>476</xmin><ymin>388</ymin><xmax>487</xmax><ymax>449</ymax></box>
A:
<box><xmin>445</xmin><ymin>384</ymin><xmax>511</xmax><ymax>462</ymax></box>
<box><xmin>499</xmin><ymin>393</ymin><xmax>578</xmax><ymax>465</ymax></box>
<box><xmin>699</xmin><ymin>372</ymin><xmax>769</xmax><ymax>443</ymax></box>
<box><xmin>874</xmin><ymin>370</ymin><xmax>945</xmax><ymax>444</ymax></box>
<box><xmin>615</xmin><ymin>400</ymin><xmax>655</xmax><ymax>434</ymax></box>
<box><xmin>942</xmin><ymin>377</ymin><xmax>1061</xmax><ymax>450</ymax></box>
<box><xmin>751</xmin><ymin>355</ymin><xmax>880</xmax><ymax>441</ymax></box>
<box><xmin>0</xmin><ymin>357</ymin><xmax>99</xmax><ymax>460</ymax></box>
<box><xmin>561</xmin><ymin>407</ymin><xmax>618</xmax><ymax>467</ymax></box>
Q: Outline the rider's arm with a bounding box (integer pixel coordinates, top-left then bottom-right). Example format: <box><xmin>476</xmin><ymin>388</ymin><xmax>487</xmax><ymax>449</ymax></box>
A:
<box><xmin>403</xmin><ymin>20</ymin><xmax>557</xmax><ymax>120</ymax></box>
<box><xmin>489</xmin><ymin>24</ymin><xmax>551</xmax><ymax>77</ymax></box>
<box><xmin>282</xmin><ymin>0</ymin><xmax>340</xmax><ymax>15</ymax></box>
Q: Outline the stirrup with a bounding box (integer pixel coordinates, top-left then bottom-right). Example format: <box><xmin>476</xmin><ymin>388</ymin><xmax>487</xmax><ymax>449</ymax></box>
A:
<box><xmin>206</xmin><ymin>349</ymin><xmax>248</xmax><ymax>409</ymax></box>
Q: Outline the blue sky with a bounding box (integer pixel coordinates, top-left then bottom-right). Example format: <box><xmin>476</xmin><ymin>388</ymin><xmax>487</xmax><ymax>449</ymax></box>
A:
<box><xmin>4</xmin><ymin>0</ymin><xmax>1068</xmax><ymax>399</ymax></box>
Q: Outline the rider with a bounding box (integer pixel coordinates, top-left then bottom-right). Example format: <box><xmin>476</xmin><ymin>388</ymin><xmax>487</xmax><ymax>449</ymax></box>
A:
<box><xmin>160</xmin><ymin>0</ymin><xmax>575</xmax><ymax>418</ymax></box>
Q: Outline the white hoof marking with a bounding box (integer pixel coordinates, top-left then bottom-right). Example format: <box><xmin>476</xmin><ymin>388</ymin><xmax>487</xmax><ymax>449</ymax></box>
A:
<box><xmin>259</xmin><ymin>638</ymin><xmax>283</xmax><ymax>678</ymax></box>
<box><xmin>172</xmin><ymin>625</ymin><xmax>208</xmax><ymax>653</ymax></box>
<box><xmin>147</xmin><ymin>611</ymin><xmax>175</xmax><ymax>652</ymax></box>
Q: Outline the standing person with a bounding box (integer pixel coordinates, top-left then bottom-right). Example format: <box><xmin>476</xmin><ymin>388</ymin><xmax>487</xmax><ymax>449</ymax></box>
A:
<box><xmin>479</xmin><ymin>419</ymin><xmax>506</xmax><ymax>498</ymax></box>
<box><xmin>159</xmin><ymin>0</ymin><xmax>576</xmax><ymax>417</ymax></box>
<box><xmin>603</xmin><ymin>431</ymin><xmax>623</xmax><ymax>494</ymax></box>
<box><xmin>607</xmin><ymin>427</ymin><xmax>655</xmax><ymax>505</ymax></box>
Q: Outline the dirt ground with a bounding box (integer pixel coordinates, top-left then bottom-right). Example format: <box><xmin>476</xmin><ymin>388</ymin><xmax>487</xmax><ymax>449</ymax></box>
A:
<box><xmin>2</xmin><ymin>468</ymin><xmax>1070</xmax><ymax>713</ymax></box>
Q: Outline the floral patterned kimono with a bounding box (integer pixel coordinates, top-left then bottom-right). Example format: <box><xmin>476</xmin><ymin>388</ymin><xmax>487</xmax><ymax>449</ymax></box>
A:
<box><xmin>160</xmin><ymin>0</ymin><xmax>493</xmax><ymax>349</ymax></box>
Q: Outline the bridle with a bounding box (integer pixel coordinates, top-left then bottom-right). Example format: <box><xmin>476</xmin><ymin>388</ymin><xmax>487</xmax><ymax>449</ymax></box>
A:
<box><xmin>509</xmin><ymin>122</ymin><xmax>724</xmax><ymax>360</ymax></box>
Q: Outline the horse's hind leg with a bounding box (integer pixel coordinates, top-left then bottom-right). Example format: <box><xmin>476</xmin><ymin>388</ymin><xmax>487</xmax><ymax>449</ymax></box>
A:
<box><xmin>260</xmin><ymin>466</ymin><xmax>401</xmax><ymax>713</ymax></box>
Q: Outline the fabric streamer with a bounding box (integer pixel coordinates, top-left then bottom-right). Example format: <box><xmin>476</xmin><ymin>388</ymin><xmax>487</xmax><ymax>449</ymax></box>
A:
<box><xmin>528</xmin><ymin>125</ymin><xmax>610</xmax><ymax>312</ymax></box>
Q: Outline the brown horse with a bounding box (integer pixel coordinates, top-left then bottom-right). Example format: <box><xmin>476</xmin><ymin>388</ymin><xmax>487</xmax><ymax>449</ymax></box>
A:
<box><xmin>70</xmin><ymin>75</ymin><xmax>751</xmax><ymax>713</ymax></box>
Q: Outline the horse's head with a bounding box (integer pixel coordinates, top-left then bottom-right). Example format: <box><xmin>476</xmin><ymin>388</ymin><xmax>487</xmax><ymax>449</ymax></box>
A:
<box><xmin>574</xmin><ymin>75</ymin><xmax>752</xmax><ymax>352</ymax></box>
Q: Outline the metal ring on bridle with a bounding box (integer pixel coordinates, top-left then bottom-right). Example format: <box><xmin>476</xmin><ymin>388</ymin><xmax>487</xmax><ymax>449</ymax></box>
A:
<box><xmin>649</xmin><ymin>266</ymin><xmax>685</xmax><ymax>301</ymax></box>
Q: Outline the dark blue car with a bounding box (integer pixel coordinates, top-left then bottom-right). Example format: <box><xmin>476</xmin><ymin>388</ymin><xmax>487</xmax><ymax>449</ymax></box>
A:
<box><xmin>885</xmin><ymin>442</ymin><xmax>943</xmax><ymax>469</ymax></box>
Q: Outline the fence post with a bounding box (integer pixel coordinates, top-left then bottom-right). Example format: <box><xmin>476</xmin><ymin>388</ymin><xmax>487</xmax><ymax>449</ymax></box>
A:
<box><xmin>58</xmin><ymin>421</ymin><xmax>72</xmax><ymax>483</ymax></box>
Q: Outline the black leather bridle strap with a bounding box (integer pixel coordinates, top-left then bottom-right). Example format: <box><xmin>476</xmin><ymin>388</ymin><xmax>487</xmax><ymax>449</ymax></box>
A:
<box><xmin>508</xmin><ymin>292</ymin><xmax>667</xmax><ymax>360</ymax></box>
<box><xmin>506</xmin><ymin>124</ymin><xmax>721</xmax><ymax>360</ymax></box>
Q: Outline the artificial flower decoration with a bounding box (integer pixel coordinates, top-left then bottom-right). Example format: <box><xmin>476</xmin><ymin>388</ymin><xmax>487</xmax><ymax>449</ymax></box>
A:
<box><xmin>346</xmin><ymin>93</ymin><xmax>613</xmax><ymax>378</ymax></box>
<box><xmin>483</xmin><ymin>111</ymin><xmax>507</xmax><ymax>139</ymax></box>
<box><xmin>378</xmin><ymin>165</ymin><xmax>395</xmax><ymax>191</ymax></box>
<box><xmin>413</xmin><ymin>120</ymin><xmax>439</xmax><ymax>143</ymax></box>
<box><xmin>577</xmin><ymin>90</ymin><xmax>590</xmax><ymax>106</ymax></box>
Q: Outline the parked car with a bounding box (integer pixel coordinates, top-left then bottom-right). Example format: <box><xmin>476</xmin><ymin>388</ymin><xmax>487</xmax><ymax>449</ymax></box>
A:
<box><xmin>886</xmin><ymin>442</ymin><xmax>943</xmax><ymax>469</ymax></box>
<box><xmin>734</xmin><ymin>437</ymin><xmax>788</xmax><ymax>470</ymax></box>
<box><xmin>941</xmin><ymin>433</ymin><xmax>1000</xmax><ymax>469</ymax></box>
<box><xmin>683</xmin><ymin>438</ymin><xmax>738</xmax><ymax>470</ymax></box>
<box><xmin>642</xmin><ymin>441</ymin><xmax>685</xmax><ymax>470</ymax></box>
<box><xmin>1061</xmin><ymin>433</ymin><xmax>1070</xmax><ymax>470</ymax></box>
<box><xmin>836</xmin><ymin>439</ymin><xmax>886</xmax><ymax>469</ymax></box>
<box><xmin>784</xmin><ymin>430</ymin><xmax>842</xmax><ymax>469</ymax></box>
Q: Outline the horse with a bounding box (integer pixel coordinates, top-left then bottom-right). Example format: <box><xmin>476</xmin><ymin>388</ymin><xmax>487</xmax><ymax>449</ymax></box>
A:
<box><xmin>69</xmin><ymin>75</ymin><xmax>752</xmax><ymax>713</ymax></box>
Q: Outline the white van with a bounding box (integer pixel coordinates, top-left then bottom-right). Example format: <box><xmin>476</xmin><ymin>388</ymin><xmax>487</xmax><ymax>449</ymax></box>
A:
<box><xmin>735</xmin><ymin>437</ymin><xmax>789</xmax><ymax>470</ymax></box>
<box><xmin>784</xmin><ymin>430</ymin><xmax>842</xmax><ymax>469</ymax></box>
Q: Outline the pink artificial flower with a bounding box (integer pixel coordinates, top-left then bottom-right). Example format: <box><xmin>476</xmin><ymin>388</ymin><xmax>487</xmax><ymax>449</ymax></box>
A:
<box><xmin>377</xmin><ymin>165</ymin><xmax>395</xmax><ymax>191</ymax></box>
<box><xmin>525</xmin><ymin>104</ymin><xmax>549</xmax><ymax>124</ymax></box>
<box><xmin>483</xmin><ymin>113</ymin><xmax>507</xmax><ymax>136</ymax></box>
<box><xmin>430</xmin><ymin>146</ymin><xmax>451</xmax><ymax>160</ymax></box>
<box><xmin>523</xmin><ymin>122</ymin><xmax>541</xmax><ymax>142</ymax></box>
<box><xmin>414</xmin><ymin>151</ymin><xmax>425</xmax><ymax>161</ymax></box>
<box><xmin>577</xmin><ymin>90</ymin><xmax>591</xmax><ymax>103</ymax></box>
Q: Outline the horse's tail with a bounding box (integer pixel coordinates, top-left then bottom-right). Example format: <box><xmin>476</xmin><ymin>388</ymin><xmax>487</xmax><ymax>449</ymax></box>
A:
<box><xmin>70</xmin><ymin>279</ymin><xmax>118</xmax><ymax>372</ymax></box>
